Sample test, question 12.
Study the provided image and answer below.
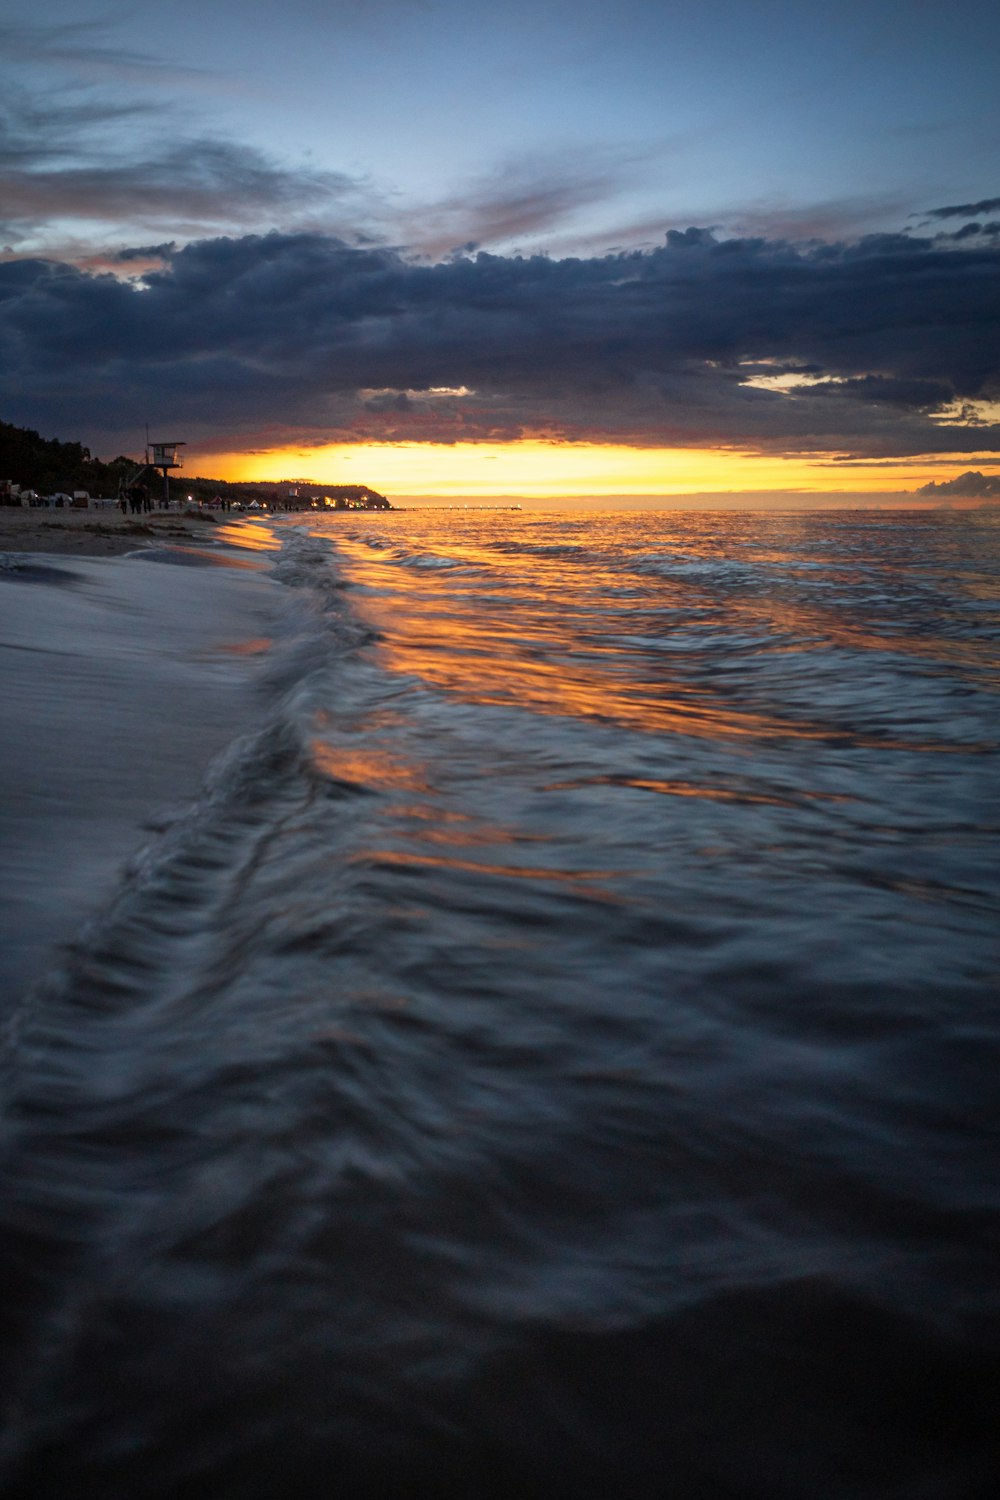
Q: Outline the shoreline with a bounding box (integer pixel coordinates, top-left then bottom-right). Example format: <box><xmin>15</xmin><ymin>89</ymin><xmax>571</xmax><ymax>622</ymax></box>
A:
<box><xmin>0</xmin><ymin>506</ymin><xmax>234</xmax><ymax>557</ymax></box>
<box><xmin>1</xmin><ymin>524</ymin><xmax>285</xmax><ymax>1003</ymax></box>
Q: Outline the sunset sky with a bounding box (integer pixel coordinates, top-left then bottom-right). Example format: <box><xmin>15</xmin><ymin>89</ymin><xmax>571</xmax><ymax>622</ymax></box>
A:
<box><xmin>2</xmin><ymin>0</ymin><xmax>999</xmax><ymax>501</ymax></box>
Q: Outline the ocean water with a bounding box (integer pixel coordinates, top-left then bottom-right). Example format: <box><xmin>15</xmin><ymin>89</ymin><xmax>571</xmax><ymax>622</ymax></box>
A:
<box><xmin>1</xmin><ymin>507</ymin><xmax>998</xmax><ymax>1498</ymax></box>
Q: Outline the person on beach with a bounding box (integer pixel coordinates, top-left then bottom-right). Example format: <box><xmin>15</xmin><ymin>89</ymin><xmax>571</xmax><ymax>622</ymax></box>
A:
<box><xmin>127</xmin><ymin>482</ymin><xmax>147</xmax><ymax>514</ymax></box>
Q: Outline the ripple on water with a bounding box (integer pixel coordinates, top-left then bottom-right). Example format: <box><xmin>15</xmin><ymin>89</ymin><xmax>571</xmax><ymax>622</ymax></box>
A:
<box><xmin>2</xmin><ymin>507</ymin><xmax>998</xmax><ymax>1497</ymax></box>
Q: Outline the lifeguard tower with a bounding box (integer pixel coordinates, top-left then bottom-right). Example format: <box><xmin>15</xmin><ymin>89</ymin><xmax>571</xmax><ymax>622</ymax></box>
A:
<box><xmin>149</xmin><ymin>439</ymin><xmax>185</xmax><ymax>508</ymax></box>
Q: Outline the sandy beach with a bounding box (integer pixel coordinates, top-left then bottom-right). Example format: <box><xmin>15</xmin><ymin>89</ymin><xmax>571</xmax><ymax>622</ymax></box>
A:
<box><xmin>0</xmin><ymin>516</ymin><xmax>285</xmax><ymax>1002</ymax></box>
<box><xmin>0</xmin><ymin>506</ymin><xmax>230</xmax><ymax>557</ymax></box>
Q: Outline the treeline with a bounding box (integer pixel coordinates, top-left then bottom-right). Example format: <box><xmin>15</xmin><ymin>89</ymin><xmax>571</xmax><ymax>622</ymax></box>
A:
<box><xmin>0</xmin><ymin>420</ymin><xmax>389</xmax><ymax>507</ymax></box>
<box><xmin>186</xmin><ymin>475</ymin><xmax>390</xmax><ymax>507</ymax></box>
<box><xmin>0</xmin><ymin>419</ymin><xmax>134</xmax><ymax>495</ymax></box>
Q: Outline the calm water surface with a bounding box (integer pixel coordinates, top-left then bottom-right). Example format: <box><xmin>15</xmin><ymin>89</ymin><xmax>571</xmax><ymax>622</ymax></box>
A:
<box><xmin>2</xmin><ymin>508</ymin><xmax>998</xmax><ymax>1498</ymax></box>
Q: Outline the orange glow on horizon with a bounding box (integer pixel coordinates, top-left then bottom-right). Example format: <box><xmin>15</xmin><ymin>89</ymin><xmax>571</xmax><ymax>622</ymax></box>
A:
<box><xmin>188</xmin><ymin>439</ymin><xmax>1000</xmax><ymax>502</ymax></box>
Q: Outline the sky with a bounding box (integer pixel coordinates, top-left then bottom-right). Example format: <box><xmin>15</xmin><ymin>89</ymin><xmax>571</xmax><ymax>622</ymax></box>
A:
<box><xmin>2</xmin><ymin>0</ymin><xmax>999</xmax><ymax>501</ymax></box>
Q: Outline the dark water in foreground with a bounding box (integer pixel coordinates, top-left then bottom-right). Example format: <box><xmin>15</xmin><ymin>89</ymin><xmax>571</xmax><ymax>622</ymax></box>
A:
<box><xmin>2</xmin><ymin>508</ymin><xmax>999</xmax><ymax>1498</ymax></box>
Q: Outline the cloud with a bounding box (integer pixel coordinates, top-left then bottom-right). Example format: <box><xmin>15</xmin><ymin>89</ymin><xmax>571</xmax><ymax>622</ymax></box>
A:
<box><xmin>0</xmin><ymin>136</ymin><xmax>371</xmax><ymax>246</ymax></box>
<box><xmin>0</xmin><ymin>18</ymin><xmax>208</xmax><ymax>82</ymax></box>
<box><xmin>0</xmin><ymin>85</ymin><xmax>151</xmax><ymax>174</ymax></box>
<box><xmin>934</xmin><ymin>221</ymin><xmax>1000</xmax><ymax>243</ymax></box>
<box><xmin>0</xmin><ymin>74</ymin><xmax>378</xmax><ymax>250</ymax></box>
<box><xmin>1</xmin><ymin>226</ymin><xmax>998</xmax><ymax>460</ymax></box>
<box><xmin>923</xmin><ymin>197</ymin><xmax>1000</xmax><ymax>221</ymax></box>
<box><xmin>711</xmin><ymin>193</ymin><xmax>913</xmax><ymax>244</ymax></box>
<box><xmin>917</xmin><ymin>470</ymin><xmax>1000</xmax><ymax>497</ymax></box>
<box><xmin>0</xmin><ymin>21</ymin><xmax>385</xmax><ymax>254</ymax></box>
<box><xmin>400</xmin><ymin>147</ymin><xmax>651</xmax><ymax>259</ymax></box>
<box><xmin>114</xmin><ymin>243</ymin><xmax>178</xmax><ymax>264</ymax></box>
<box><xmin>802</xmin><ymin>375</ymin><xmax>956</xmax><ymax>410</ymax></box>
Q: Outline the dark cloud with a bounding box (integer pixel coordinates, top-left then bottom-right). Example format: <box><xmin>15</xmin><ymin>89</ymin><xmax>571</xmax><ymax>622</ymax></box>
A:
<box><xmin>935</xmin><ymin>221</ymin><xmax>1000</xmax><ymax>243</ymax></box>
<box><xmin>1</xmin><ymin>226</ymin><xmax>997</xmax><ymax>459</ymax></box>
<box><xmin>0</xmin><ymin>117</ymin><xmax>374</xmax><ymax>248</ymax></box>
<box><xmin>2</xmin><ymin>138</ymin><xmax>366</xmax><ymax>236</ymax></box>
<box><xmin>806</xmin><ymin>376</ymin><xmax>956</xmax><ymax>409</ymax></box>
<box><xmin>114</xmin><ymin>243</ymin><xmax>178</xmax><ymax>264</ymax></box>
<box><xmin>924</xmin><ymin>197</ymin><xmax>1000</xmax><ymax>220</ymax></box>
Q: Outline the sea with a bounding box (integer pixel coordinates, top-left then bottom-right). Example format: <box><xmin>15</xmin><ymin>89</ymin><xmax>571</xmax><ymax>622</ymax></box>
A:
<box><xmin>1</xmin><ymin>506</ymin><xmax>998</xmax><ymax>1499</ymax></box>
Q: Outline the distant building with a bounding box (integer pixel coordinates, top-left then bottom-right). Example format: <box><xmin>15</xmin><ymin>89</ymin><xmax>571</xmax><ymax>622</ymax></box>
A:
<box><xmin>333</xmin><ymin>493</ymin><xmax>391</xmax><ymax>510</ymax></box>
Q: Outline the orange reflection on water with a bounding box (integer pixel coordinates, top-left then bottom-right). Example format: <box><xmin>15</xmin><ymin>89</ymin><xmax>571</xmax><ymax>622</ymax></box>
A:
<box><xmin>545</xmin><ymin>775</ymin><xmax>799</xmax><ymax>806</ymax></box>
<box><xmin>162</xmin><ymin>544</ymin><xmax>266</xmax><ymax>570</ymax></box>
<box><xmin>215</xmin><ymin>520</ymin><xmax>282</xmax><ymax>552</ymax></box>
<box><xmin>382</xmin><ymin>802</ymin><xmax>472</xmax><ymax>825</ymax></box>
<box><xmin>309</xmin><ymin>740</ymin><xmax>431</xmax><ymax>792</ymax></box>
<box><xmin>312</xmin><ymin>517</ymin><xmax>993</xmax><ymax>750</ymax></box>
<box><xmin>210</xmin><ymin>637</ymin><xmax>273</xmax><ymax>656</ymax></box>
<box><xmin>394</xmin><ymin>821</ymin><xmax>548</xmax><ymax>849</ymax></box>
<box><xmin>359</xmin><ymin>848</ymin><xmax>624</xmax><ymax>902</ymax></box>
<box><xmin>346</xmin><ymin>575</ymin><xmax>822</xmax><ymax>742</ymax></box>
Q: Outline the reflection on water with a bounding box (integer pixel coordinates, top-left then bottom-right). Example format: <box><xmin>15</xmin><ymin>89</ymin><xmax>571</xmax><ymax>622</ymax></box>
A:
<box><xmin>323</xmin><ymin>509</ymin><xmax>1000</xmax><ymax>750</ymax></box>
<box><xmin>1</xmin><ymin>508</ymin><xmax>998</xmax><ymax>1499</ymax></box>
<box><xmin>213</xmin><ymin>519</ymin><xmax>279</xmax><ymax>551</ymax></box>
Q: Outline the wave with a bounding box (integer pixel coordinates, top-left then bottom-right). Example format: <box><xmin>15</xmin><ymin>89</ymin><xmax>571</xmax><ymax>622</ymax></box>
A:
<box><xmin>2</xmin><ymin>511</ymin><xmax>997</xmax><ymax>1498</ymax></box>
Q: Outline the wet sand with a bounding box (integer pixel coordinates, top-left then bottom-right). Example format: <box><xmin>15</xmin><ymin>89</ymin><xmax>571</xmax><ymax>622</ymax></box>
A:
<box><xmin>0</xmin><ymin>506</ymin><xmax>231</xmax><ymax>556</ymax></box>
<box><xmin>0</xmin><ymin>525</ymin><xmax>284</xmax><ymax>1002</ymax></box>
